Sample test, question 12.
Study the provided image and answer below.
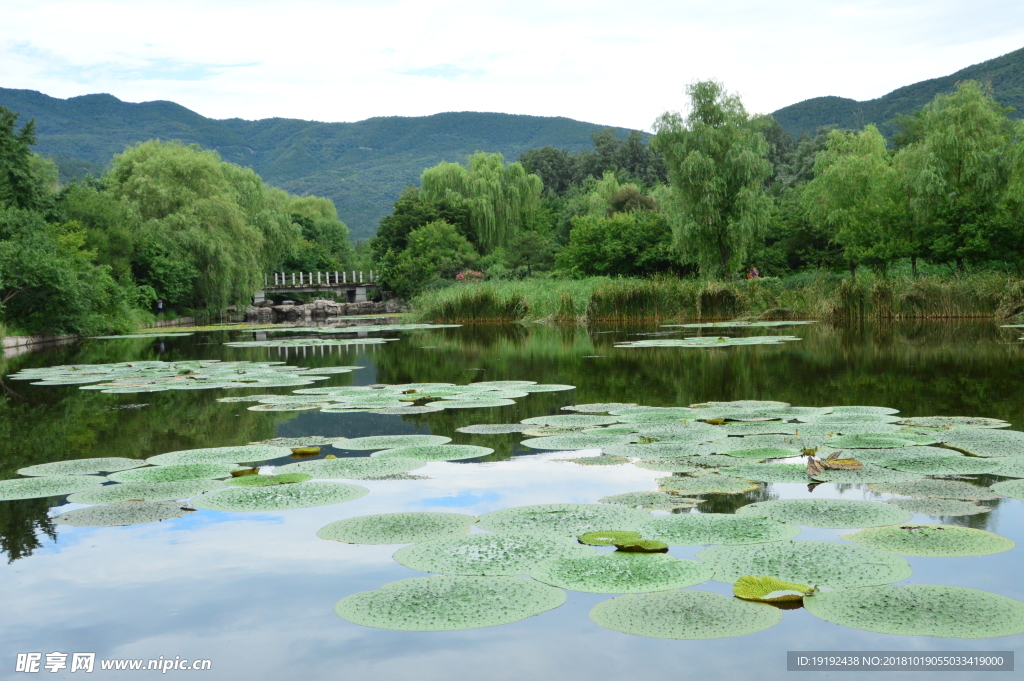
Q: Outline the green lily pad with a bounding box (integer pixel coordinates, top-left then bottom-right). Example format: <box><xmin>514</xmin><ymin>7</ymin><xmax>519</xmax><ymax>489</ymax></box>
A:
<box><xmin>841</xmin><ymin>524</ymin><xmax>1015</xmax><ymax>557</ymax></box>
<box><xmin>334</xmin><ymin>575</ymin><xmax>566</xmax><ymax>631</ymax></box>
<box><xmin>689</xmin><ymin>400</ymin><xmax>792</xmax><ymax>409</ymax></box>
<box><xmin>589</xmin><ymin>590</ymin><xmax>783</xmax><ymax>639</ymax></box>
<box><xmin>318</xmin><ymin>512</ymin><xmax>478</xmax><ymax>544</ymax></box>
<box><xmin>804</xmin><ymin>585</ymin><xmax>1024</xmax><ymax>638</ymax></box>
<box><xmin>640</xmin><ymin>513</ymin><xmax>800</xmax><ymax>545</ymax></box>
<box><xmin>371</xmin><ymin>445</ymin><xmax>494</xmax><ymax>461</ymax></box>
<box><xmin>147</xmin><ymin>445</ymin><xmax>292</xmax><ymax>466</ymax></box>
<box><xmin>884</xmin><ymin>497</ymin><xmax>991</xmax><ymax>516</ymax></box>
<box><xmin>735</xmin><ymin>498</ymin><xmax>912</xmax><ymax>528</ymax></box>
<box><xmin>108</xmin><ymin>463</ymin><xmax>240</xmax><ymax>483</ymax></box>
<box><xmin>247</xmin><ymin>436</ymin><xmax>344</xmax><ymax>447</ymax></box>
<box><xmin>897</xmin><ymin>416</ymin><xmax>1010</xmax><ymax>429</ymax></box>
<box><xmin>696</xmin><ymin>540</ymin><xmax>912</xmax><ymax>589</ymax></box>
<box><xmin>0</xmin><ymin>475</ymin><xmax>107</xmax><ymax>501</ymax></box>
<box><xmin>562</xmin><ymin>403</ymin><xmax>638</xmax><ymax>413</ymax></box>
<box><xmin>53</xmin><ymin>501</ymin><xmax>195</xmax><ymax>526</ymax></box>
<box><xmin>226</xmin><ymin>473</ymin><xmax>311</xmax><ymax>486</ymax></box>
<box><xmin>826</xmin><ymin>433</ymin><xmax>935</xmax><ymax>448</ymax></box>
<box><xmin>869</xmin><ymin>479</ymin><xmax>1001</xmax><ymax>500</ymax></box>
<box><xmin>17</xmin><ymin>458</ymin><xmax>147</xmax><ymax>477</ymax></box>
<box><xmin>658</xmin><ymin>474</ymin><xmax>761</xmax><ymax>495</ymax></box>
<box><xmin>277</xmin><ymin>456</ymin><xmax>426</xmax><ymax>479</ymax></box>
<box><xmin>720</xmin><ymin>463</ymin><xmax>810</xmax><ymax>483</ymax></box>
<box><xmin>990</xmin><ymin>479</ymin><xmax>1024</xmax><ymax>501</ymax></box>
<box><xmin>598</xmin><ymin>492</ymin><xmax>702</xmax><ymax>511</ymax></box>
<box><xmin>455</xmin><ymin>424</ymin><xmax>533</xmax><ymax>434</ymax></box>
<box><xmin>436</xmin><ymin>399</ymin><xmax>517</xmax><ymax>409</ymax></box>
<box><xmin>603</xmin><ymin>443</ymin><xmax>715</xmax><ymax>459</ymax></box>
<box><xmin>66</xmin><ymin>479</ymin><xmax>225</xmax><ymax>503</ymax></box>
<box><xmin>874</xmin><ymin>452</ymin><xmax>1000</xmax><ymax>475</ymax></box>
<box><xmin>555</xmin><ymin>455</ymin><xmax>632</xmax><ymax>466</ymax></box>
<box><xmin>393</xmin><ymin>532</ymin><xmax>593</xmax><ymax>575</ymax></box>
<box><xmin>634</xmin><ymin>459</ymin><xmax>702</xmax><ymax>473</ymax></box>
<box><xmin>828</xmin><ymin>406</ymin><xmax>900</xmax><ymax>415</ymax></box>
<box><xmin>809</xmin><ymin>463</ymin><xmax>925</xmax><ymax>484</ymax></box>
<box><xmin>519</xmin><ymin>433</ymin><xmax>637</xmax><ymax>451</ymax></box>
<box><xmin>733</xmin><ymin>575</ymin><xmax>812</xmax><ymax>603</ymax></box>
<box><xmin>578</xmin><ymin>530</ymin><xmax>643</xmax><ymax>546</ymax></box>
<box><xmin>521</xmin><ymin>415</ymin><xmax>619</xmax><ymax>427</ymax></box>
<box><xmin>476</xmin><ymin>503</ymin><xmax>652</xmax><ymax>536</ymax></box>
<box><xmin>939</xmin><ymin>440</ymin><xmax>1024</xmax><ymax>458</ymax></box>
<box><xmin>722</xmin><ymin>447</ymin><xmax>801</xmax><ymax>460</ymax></box>
<box><xmin>190</xmin><ymin>481</ymin><xmax>368</xmax><ymax>511</ymax></box>
<box><xmin>718</xmin><ymin>423</ymin><xmax>799</xmax><ymax>436</ymax></box>
<box><xmin>532</xmin><ymin>553</ymin><xmax>714</xmax><ymax>593</ymax></box>
<box><xmin>610</xmin><ymin>407</ymin><xmax>696</xmax><ymax>422</ymax></box>
<box><xmin>334</xmin><ymin>435</ymin><xmax>453</xmax><ymax>450</ymax></box>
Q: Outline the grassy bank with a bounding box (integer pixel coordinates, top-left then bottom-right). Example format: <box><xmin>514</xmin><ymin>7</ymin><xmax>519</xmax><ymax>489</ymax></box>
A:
<box><xmin>411</xmin><ymin>273</ymin><xmax>1024</xmax><ymax>323</ymax></box>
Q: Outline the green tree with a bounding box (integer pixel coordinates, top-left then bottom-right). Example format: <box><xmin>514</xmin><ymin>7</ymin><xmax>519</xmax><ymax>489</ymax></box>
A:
<box><xmin>556</xmin><ymin>211</ymin><xmax>675</xmax><ymax>277</ymax></box>
<box><xmin>280</xmin><ymin>194</ymin><xmax>355</xmax><ymax>271</ymax></box>
<box><xmin>653</xmin><ymin>81</ymin><xmax>773</xmax><ymax>278</ymax></box>
<box><xmin>420</xmin><ymin>153</ymin><xmax>542</xmax><ymax>251</ymax></box>
<box><xmin>370</xmin><ymin>187</ymin><xmax>473</xmax><ymax>261</ymax></box>
<box><xmin>379</xmin><ymin>221</ymin><xmax>478</xmax><ymax>298</ymax></box>
<box><xmin>0</xmin><ymin>107</ymin><xmax>50</xmax><ymax>211</ymax></box>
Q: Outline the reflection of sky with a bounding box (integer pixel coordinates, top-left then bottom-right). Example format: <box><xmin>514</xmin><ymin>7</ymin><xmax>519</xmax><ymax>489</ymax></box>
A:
<box><xmin>3</xmin><ymin>451</ymin><xmax>1024</xmax><ymax>681</ymax></box>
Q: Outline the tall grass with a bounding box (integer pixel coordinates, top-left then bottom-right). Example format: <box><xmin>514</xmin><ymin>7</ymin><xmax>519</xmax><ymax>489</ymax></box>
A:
<box><xmin>412</xmin><ymin>273</ymin><xmax>1024</xmax><ymax>323</ymax></box>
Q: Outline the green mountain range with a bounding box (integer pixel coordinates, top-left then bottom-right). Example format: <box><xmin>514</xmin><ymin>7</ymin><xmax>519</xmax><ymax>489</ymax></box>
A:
<box><xmin>0</xmin><ymin>87</ymin><xmax>630</xmax><ymax>239</ymax></box>
<box><xmin>771</xmin><ymin>46</ymin><xmax>1024</xmax><ymax>139</ymax></box>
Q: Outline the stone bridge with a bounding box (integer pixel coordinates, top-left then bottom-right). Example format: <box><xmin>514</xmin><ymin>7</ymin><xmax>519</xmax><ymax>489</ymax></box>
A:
<box><xmin>256</xmin><ymin>270</ymin><xmax>380</xmax><ymax>303</ymax></box>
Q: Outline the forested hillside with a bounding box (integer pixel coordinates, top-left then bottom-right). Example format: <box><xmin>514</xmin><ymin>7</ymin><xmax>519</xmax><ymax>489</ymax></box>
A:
<box><xmin>772</xmin><ymin>46</ymin><xmax>1024</xmax><ymax>139</ymax></box>
<box><xmin>0</xmin><ymin>88</ymin><xmax>631</xmax><ymax>238</ymax></box>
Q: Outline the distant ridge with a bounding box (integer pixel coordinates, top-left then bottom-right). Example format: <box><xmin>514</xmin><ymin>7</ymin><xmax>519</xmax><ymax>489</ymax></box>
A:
<box><xmin>0</xmin><ymin>87</ymin><xmax>631</xmax><ymax>238</ymax></box>
<box><xmin>771</xmin><ymin>46</ymin><xmax>1024</xmax><ymax>139</ymax></box>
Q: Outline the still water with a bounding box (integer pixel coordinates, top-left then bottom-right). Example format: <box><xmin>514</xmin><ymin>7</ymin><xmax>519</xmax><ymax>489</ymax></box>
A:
<box><xmin>1</xmin><ymin>321</ymin><xmax>1023</xmax><ymax>680</ymax></box>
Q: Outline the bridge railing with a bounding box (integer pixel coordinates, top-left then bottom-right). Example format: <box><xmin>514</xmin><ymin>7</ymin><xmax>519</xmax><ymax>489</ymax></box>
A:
<box><xmin>265</xmin><ymin>271</ymin><xmax>376</xmax><ymax>287</ymax></box>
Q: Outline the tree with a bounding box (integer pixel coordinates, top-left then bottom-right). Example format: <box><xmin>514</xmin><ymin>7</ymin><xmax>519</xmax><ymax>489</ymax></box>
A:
<box><xmin>378</xmin><ymin>221</ymin><xmax>478</xmax><ymax>298</ymax></box>
<box><xmin>281</xmin><ymin>195</ymin><xmax>355</xmax><ymax>271</ymax></box>
<box><xmin>370</xmin><ymin>187</ymin><xmax>473</xmax><ymax>261</ymax></box>
<box><xmin>653</xmin><ymin>81</ymin><xmax>773</xmax><ymax>278</ymax></box>
<box><xmin>0</xmin><ymin>107</ymin><xmax>48</xmax><ymax>212</ymax></box>
<box><xmin>420</xmin><ymin>153</ymin><xmax>542</xmax><ymax>251</ymax></box>
<box><xmin>556</xmin><ymin>212</ymin><xmax>676</xmax><ymax>277</ymax></box>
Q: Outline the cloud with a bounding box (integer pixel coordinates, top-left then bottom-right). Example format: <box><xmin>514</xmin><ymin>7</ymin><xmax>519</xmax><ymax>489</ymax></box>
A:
<box><xmin>399</xmin><ymin>64</ymin><xmax>485</xmax><ymax>80</ymax></box>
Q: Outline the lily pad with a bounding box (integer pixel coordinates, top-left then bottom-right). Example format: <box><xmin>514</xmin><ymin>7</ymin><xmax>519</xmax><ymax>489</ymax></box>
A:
<box><xmin>190</xmin><ymin>481</ymin><xmax>369</xmax><ymax>511</ymax></box>
<box><xmin>247</xmin><ymin>436</ymin><xmax>343</xmax><ymax>447</ymax></box>
<box><xmin>0</xmin><ymin>475</ymin><xmax>107</xmax><ymax>501</ymax></box>
<box><xmin>598</xmin><ymin>492</ymin><xmax>702</xmax><ymax>511</ymax></box>
<box><xmin>318</xmin><ymin>512</ymin><xmax>478</xmax><ymax>544</ymax></box>
<box><xmin>804</xmin><ymin>585</ymin><xmax>1024</xmax><ymax>638</ymax></box>
<box><xmin>393</xmin><ymin>532</ymin><xmax>593</xmax><ymax>575</ymax></box>
<box><xmin>66</xmin><ymin>479</ymin><xmax>225</xmax><ymax>503</ymax></box>
<box><xmin>610</xmin><ymin>407</ymin><xmax>696</xmax><ymax>422</ymax></box>
<box><xmin>108</xmin><ymin>463</ymin><xmax>239</xmax><ymax>483</ymax></box>
<box><xmin>477</xmin><ymin>503</ymin><xmax>652</xmax><ymax>536</ymax></box>
<box><xmin>884</xmin><ymin>497</ymin><xmax>991</xmax><ymax>516</ymax></box>
<box><xmin>589</xmin><ymin>590</ymin><xmax>783</xmax><ymax>639</ymax></box>
<box><xmin>17</xmin><ymin>458</ymin><xmax>146</xmax><ymax>477</ymax></box>
<box><xmin>53</xmin><ymin>501</ymin><xmax>194</xmax><ymax>526</ymax></box>
<box><xmin>825</xmin><ymin>433</ymin><xmax>935</xmax><ymax>448</ymax></box>
<box><xmin>722</xmin><ymin>447</ymin><xmax>801</xmax><ymax>460</ymax></box>
<box><xmin>658</xmin><ymin>474</ymin><xmax>761</xmax><ymax>495</ymax></box>
<box><xmin>533</xmin><ymin>553</ymin><xmax>714</xmax><ymax>594</ymax></box>
<box><xmin>277</xmin><ymin>456</ymin><xmax>426</xmax><ymax>479</ymax></box>
<box><xmin>455</xmin><ymin>424</ymin><xmax>534</xmax><ymax>435</ymax></box>
<box><xmin>226</xmin><ymin>473</ymin><xmax>312</xmax><ymax>486</ymax></box>
<box><xmin>874</xmin><ymin>452</ymin><xmax>1000</xmax><ymax>475</ymax></box>
<box><xmin>147</xmin><ymin>445</ymin><xmax>292</xmax><ymax>466</ymax></box>
<box><xmin>555</xmin><ymin>455</ymin><xmax>632</xmax><ymax>466</ymax></box>
<box><xmin>696</xmin><ymin>540</ymin><xmax>913</xmax><ymax>589</ymax></box>
<box><xmin>939</xmin><ymin>440</ymin><xmax>1024</xmax><ymax>458</ymax></box>
<box><xmin>603</xmin><ymin>443</ymin><xmax>715</xmax><ymax>459</ymax></box>
<box><xmin>809</xmin><ymin>463</ymin><xmax>925</xmax><ymax>484</ymax></box>
<box><xmin>640</xmin><ymin>513</ymin><xmax>800</xmax><ymax>545</ymax></box>
<box><xmin>869</xmin><ymin>479</ymin><xmax>1001</xmax><ymax>500</ymax></box>
<box><xmin>897</xmin><ymin>416</ymin><xmax>1010</xmax><ymax>429</ymax></box>
<box><xmin>520</xmin><ymin>384</ymin><xmax>575</xmax><ymax>392</ymax></box>
<box><xmin>841</xmin><ymin>524</ymin><xmax>1015</xmax><ymax>557</ymax></box>
<box><xmin>561</xmin><ymin>403</ymin><xmax>638</xmax><ymax>413</ymax></box>
<box><xmin>634</xmin><ymin>459</ymin><xmax>702</xmax><ymax>474</ymax></box>
<box><xmin>718</xmin><ymin>423</ymin><xmax>799</xmax><ymax>436</ymax></box>
<box><xmin>733</xmin><ymin>575</ymin><xmax>812</xmax><ymax>603</ymax></box>
<box><xmin>735</xmin><ymin>498</ymin><xmax>912</xmax><ymax>528</ymax></box>
<box><xmin>333</xmin><ymin>435</ymin><xmax>452</xmax><ymax>450</ymax></box>
<box><xmin>720</xmin><ymin>463</ymin><xmax>810</xmax><ymax>483</ymax></box>
<box><xmin>578</xmin><ymin>530</ymin><xmax>643</xmax><ymax>546</ymax></box>
<box><xmin>521</xmin><ymin>415</ymin><xmax>626</xmax><ymax>428</ymax></box>
<box><xmin>334</xmin><ymin>575</ymin><xmax>566</xmax><ymax>631</ymax></box>
<box><xmin>828</xmin><ymin>406</ymin><xmax>900</xmax><ymax>415</ymax></box>
<box><xmin>519</xmin><ymin>433</ymin><xmax>636</xmax><ymax>451</ymax></box>
<box><xmin>990</xmin><ymin>479</ymin><xmax>1024</xmax><ymax>501</ymax></box>
<box><xmin>371</xmin><ymin>445</ymin><xmax>494</xmax><ymax>461</ymax></box>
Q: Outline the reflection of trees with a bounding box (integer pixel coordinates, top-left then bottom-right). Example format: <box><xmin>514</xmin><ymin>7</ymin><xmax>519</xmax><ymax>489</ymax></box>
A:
<box><xmin>0</xmin><ymin>498</ymin><xmax>56</xmax><ymax>563</ymax></box>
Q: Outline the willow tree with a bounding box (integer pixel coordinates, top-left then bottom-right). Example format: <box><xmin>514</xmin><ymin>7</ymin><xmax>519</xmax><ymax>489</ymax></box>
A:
<box><xmin>653</xmin><ymin>81</ymin><xmax>772</xmax><ymax>278</ymax></box>
<box><xmin>801</xmin><ymin>125</ymin><xmax>907</xmax><ymax>275</ymax></box>
<box><xmin>420</xmin><ymin>152</ymin><xmax>542</xmax><ymax>251</ymax></box>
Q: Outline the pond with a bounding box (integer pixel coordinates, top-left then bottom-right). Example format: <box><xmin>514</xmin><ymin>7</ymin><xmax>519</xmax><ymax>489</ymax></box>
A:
<box><xmin>2</xmin><ymin>320</ymin><xmax>1023</xmax><ymax>680</ymax></box>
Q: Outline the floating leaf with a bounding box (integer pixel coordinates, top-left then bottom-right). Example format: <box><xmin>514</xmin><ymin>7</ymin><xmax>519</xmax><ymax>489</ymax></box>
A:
<box><xmin>521</xmin><ymin>415</ymin><xmax>618</xmax><ymax>427</ymax></box>
<box><xmin>804</xmin><ymin>585</ymin><xmax>1024</xmax><ymax>638</ymax></box>
<box><xmin>53</xmin><ymin>501</ymin><xmax>194</xmax><ymax>526</ymax></box>
<box><xmin>561</xmin><ymin>403</ymin><xmax>638</xmax><ymax>413</ymax></box>
<box><xmin>717</xmin><ymin>422</ymin><xmax>799</xmax><ymax>436</ymax></box>
<box><xmin>598</xmin><ymin>492</ymin><xmax>702</xmax><ymax>511</ymax></box>
<box><xmin>884</xmin><ymin>497</ymin><xmax>991</xmax><ymax>516</ymax></box>
<box><xmin>721</xmin><ymin>463</ymin><xmax>811</xmax><ymax>483</ymax></box>
<box><xmin>190</xmin><ymin>481</ymin><xmax>368</xmax><ymax>511</ymax></box>
<box><xmin>828</xmin><ymin>406</ymin><xmax>900</xmax><ymax>415</ymax></box>
<box><xmin>318</xmin><ymin>512</ymin><xmax>478</xmax><ymax>544</ymax></box>
<box><xmin>17</xmin><ymin>458</ymin><xmax>146</xmax><ymax>477</ymax></box>
<box><xmin>897</xmin><ymin>416</ymin><xmax>1010</xmax><ymax>429</ymax></box>
<box><xmin>247</xmin><ymin>436</ymin><xmax>343</xmax><ymax>447</ymax></box>
<box><xmin>640</xmin><ymin>513</ymin><xmax>800</xmax><ymax>545</ymax></box>
<box><xmin>736</xmin><ymin>498</ymin><xmax>912</xmax><ymax>528</ymax></box>
<box><xmin>371</xmin><ymin>445</ymin><xmax>494</xmax><ymax>461</ymax></box>
<box><xmin>333</xmin><ymin>435</ymin><xmax>452</xmax><ymax>450</ymax></box>
<box><xmin>658</xmin><ymin>474</ymin><xmax>761</xmax><ymax>495</ymax></box>
<box><xmin>939</xmin><ymin>440</ymin><xmax>1024</xmax><ymax>458</ymax></box>
<box><xmin>634</xmin><ymin>459</ymin><xmax>702</xmax><ymax>474</ymax></box>
<box><xmin>826</xmin><ymin>433</ymin><xmax>935</xmax><ymax>448</ymax></box>
<box><xmin>108</xmin><ymin>463</ymin><xmax>239</xmax><ymax>483</ymax></box>
<box><xmin>533</xmin><ymin>553</ymin><xmax>712</xmax><ymax>593</ymax></box>
<box><xmin>277</xmin><ymin>456</ymin><xmax>426</xmax><ymax>479</ymax></box>
<box><xmin>869</xmin><ymin>479</ymin><xmax>1002</xmax><ymax>500</ymax></box>
<box><xmin>810</xmin><ymin>463</ymin><xmax>924</xmax><ymax>484</ymax></box>
<box><xmin>990</xmin><ymin>479</ymin><xmax>1024</xmax><ymax>501</ymax></box>
<box><xmin>147</xmin><ymin>445</ymin><xmax>292</xmax><ymax>466</ymax></box>
<box><xmin>555</xmin><ymin>455</ymin><xmax>632</xmax><ymax>466</ymax></box>
<box><xmin>609</xmin><ymin>407</ymin><xmax>696</xmax><ymax>421</ymax></box>
<box><xmin>615</xmin><ymin>540</ymin><xmax>669</xmax><ymax>553</ymax></box>
<box><xmin>393</xmin><ymin>532</ymin><xmax>593</xmax><ymax>575</ymax></box>
<box><xmin>603</xmin><ymin>443</ymin><xmax>715</xmax><ymax>459</ymax></box>
<box><xmin>841</xmin><ymin>524</ymin><xmax>1014</xmax><ymax>557</ymax></box>
<box><xmin>226</xmin><ymin>473</ymin><xmax>311</xmax><ymax>486</ymax></box>
<box><xmin>455</xmin><ymin>424</ymin><xmax>533</xmax><ymax>434</ymax></box>
<box><xmin>589</xmin><ymin>590</ymin><xmax>783</xmax><ymax>639</ymax></box>
<box><xmin>520</xmin><ymin>384</ymin><xmax>575</xmax><ymax>393</ymax></box>
<box><xmin>696</xmin><ymin>540</ymin><xmax>912</xmax><ymax>589</ymax></box>
<box><xmin>519</xmin><ymin>433</ymin><xmax>636</xmax><ymax>451</ymax></box>
<box><xmin>579</xmin><ymin>530</ymin><xmax>643</xmax><ymax>546</ymax></box>
<box><xmin>477</xmin><ymin>503</ymin><xmax>652</xmax><ymax>536</ymax></box>
<box><xmin>0</xmin><ymin>475</ymin><xmax>107</xmax><ymax>501</ymax></box>
<box><xmin>67</xmin><ymin>480</ymin><xmax>225</xmax><ymax>504</ymax></box>
<box><xmin>874</xmin><ymin>452</ymin><xmax>999</xmax><ymax>475</ymax></box>
<box><xmin>733</xmin><ymin>575</ymin><xmax>812</xmax><ymax>603</ymax></box>
<box><xmin>722</xmin><ymin>446</ymin><xmax>801</xmax><ymax>460</ymax></box>
<box><xmin>334</xmin><ymin>575</ymin><xmax>566</xmax><ymax>631</ymax></box>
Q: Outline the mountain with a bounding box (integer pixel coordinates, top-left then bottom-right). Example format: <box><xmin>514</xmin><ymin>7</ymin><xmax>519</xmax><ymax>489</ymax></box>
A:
<box><xmin>771</xmin><ymin>46</ymin><xmax>1024</xmax><ymax>140</ymax></box>
<box><xmin>0</xmin><ymin>87</ymin><xmax>632</xmax><ymax>239</ymax></box>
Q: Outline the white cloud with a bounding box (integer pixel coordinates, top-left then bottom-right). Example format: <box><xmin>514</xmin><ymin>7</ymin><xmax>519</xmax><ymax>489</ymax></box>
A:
<box><xmin>1</xmin><ymin>0</ymin><xmax>1022</xmax><ymax>130</ymax></box>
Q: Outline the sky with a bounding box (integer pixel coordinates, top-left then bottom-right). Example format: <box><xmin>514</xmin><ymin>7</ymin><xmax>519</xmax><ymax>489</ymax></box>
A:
<box><xmin>2</xmin><ymin>0</ymin><xmax>1023</xmax><ymax>131</ymax></box>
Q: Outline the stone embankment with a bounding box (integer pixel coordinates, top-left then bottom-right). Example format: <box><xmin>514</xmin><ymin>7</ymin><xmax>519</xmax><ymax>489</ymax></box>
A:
<box><xmin>245</xmin><ymin>298</ymin><xmax>407</xmax><ymax>323</ymax></box>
